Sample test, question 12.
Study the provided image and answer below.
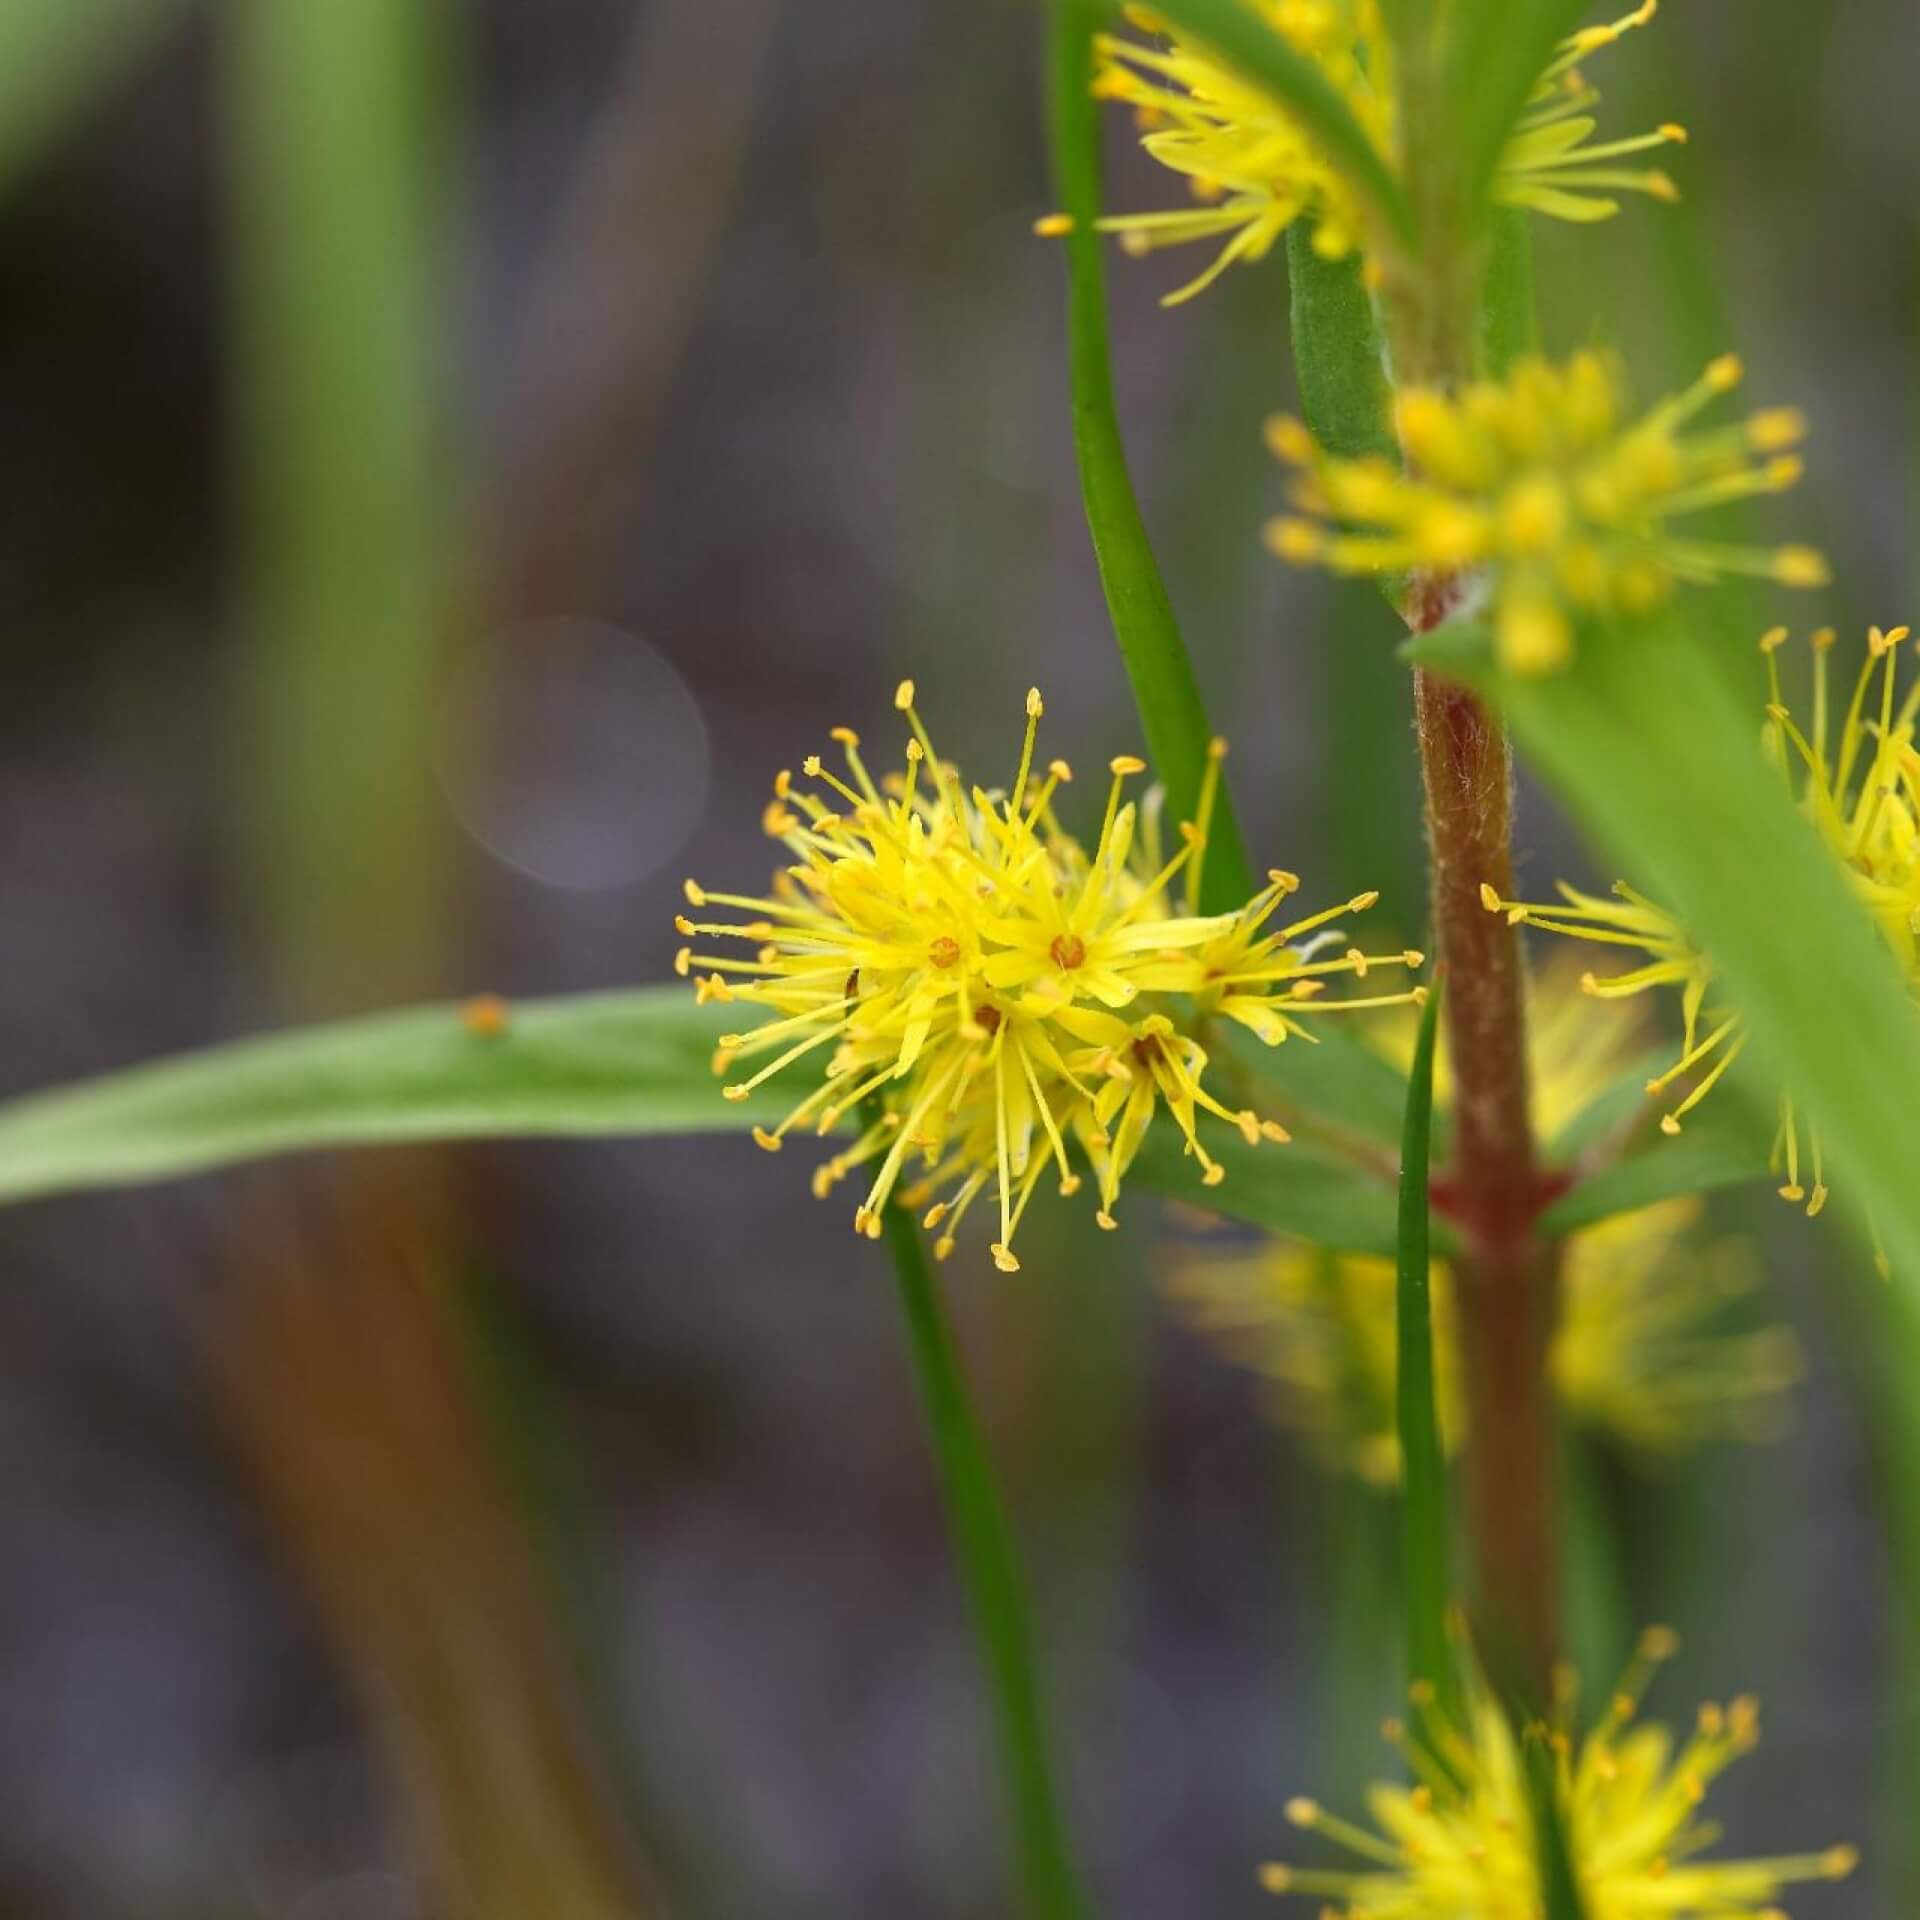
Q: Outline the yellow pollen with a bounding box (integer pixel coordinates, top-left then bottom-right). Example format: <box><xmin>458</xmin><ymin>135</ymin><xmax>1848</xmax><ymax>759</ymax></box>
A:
<box><xmin>1110</xmin><ymin>755</ymin><xmax>1147</xmax><ymax>776</ymax></box>
<box><xmin>1032</xmin><ymin>212</ymin><xmax>1074</xmax><ymax>237</ymax></box>
<box><xmin>1772</xmin><ymin>545</ymin><xmax>1830</xmax><ymax>586</ymax></box>
<box><xmin>1706</xmin><ymin>353</ymin><xmax>1744</xmax><ymax>391</ymax></box>
<box><xmin>894</xmin><ymin>680</ymin><xmax>915</xmax><ymax>710</ymax></box>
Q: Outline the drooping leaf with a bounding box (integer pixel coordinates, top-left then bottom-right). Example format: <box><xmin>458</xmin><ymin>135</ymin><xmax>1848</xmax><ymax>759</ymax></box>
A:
<box><xmin>0</xmin><ymin>988</ymin><xmax>759</xmax><ymax>1204</ymax></box>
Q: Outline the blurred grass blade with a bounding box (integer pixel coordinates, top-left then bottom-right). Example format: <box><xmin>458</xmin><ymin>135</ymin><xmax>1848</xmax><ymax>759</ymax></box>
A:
<box><xmin>0</xmin><ymin>0</ymin><xmax>191</xmax><ymax>195</ymax></box>
<box><xmin>1448</xmin><ymin>0</ymin><xmax>1591</xmax><ymax>214</ymax></box>
<box><xmin>1481</xmin><ymin>608</ymin><xmax>1920</xmax><ymax>1284</ymax></box>
<box><xmin>1045</xmin><ymin>0</ymin><xmax>1252</xmax><ymax>911</ymax></box>
<box><xmin>1396</xmin><ymin>979</ymin><xmax>1457</xmax><ymax>1725</ymax></box>
<box><xmin>229</xmin><ymin>0</ymin><xmax>452</xmax><ymax>1008</ymax></box>
<box><xmin>0</xmin><ymin>989</ymin><xmax>769</xmax><ymax>1203</ymax></box>
<box><xmin>1137</xmin><ymin>0</ymin><xmax>1415</xmax><ymax>248</ymax></box>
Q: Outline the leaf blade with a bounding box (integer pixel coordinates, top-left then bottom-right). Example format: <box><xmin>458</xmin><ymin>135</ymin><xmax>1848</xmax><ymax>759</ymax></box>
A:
<box><xmin>1396</xmin><ymin>979</ymin><xmax>1457</xmax><ymax>1724</ymax></box>
<box><xmin>1045</xmin><ymin>0</ymin><xmax>1254</xmax><ymax>912</ymax></box>
<box><xmin>0</xmin><ymin>988</ymin><xmax>759</xmax><ymax>1204</ymax></box>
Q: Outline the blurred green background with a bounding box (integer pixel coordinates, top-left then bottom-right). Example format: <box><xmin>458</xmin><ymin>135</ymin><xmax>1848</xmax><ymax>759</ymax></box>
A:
<box><xmin>0</xmin><ymin>1</ymin><xmax>1911</xmax><ymax>1913</ymax></box>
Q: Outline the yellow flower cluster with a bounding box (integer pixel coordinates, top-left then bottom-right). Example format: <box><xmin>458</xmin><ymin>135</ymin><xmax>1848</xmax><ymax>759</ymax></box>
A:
<box><xmin>1167</xmin><ymin>962</ymin><xmax>1799</xmax><ymax>1480</ymax></box>
<box><xmin>1265</xmin><ymin>351</ymin><xmax>1827</xmax><ymax>674</ymax></box>
<box><xmin>1082</xmin><ymin>1</ymin><xmax>1682</xmax><ymax>304</ymax></box>
<box><xmin>1484</xmin><ymin>624</ymin><xmax>1920</xmax><ymax>1254</ymax></box>
<box><xmin>678</xmin><ymin>687</ymin><xmax>1423</xmax><ymax>1271</ymax></box>
<box><xmin>1260</xmin><ymin>1629</ymin><xmax>1857</xmax><ymax>1915</ymax></box>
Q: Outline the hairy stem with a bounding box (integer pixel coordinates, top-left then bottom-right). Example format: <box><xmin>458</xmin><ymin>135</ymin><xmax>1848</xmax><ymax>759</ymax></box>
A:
<box><xmin>1412</xmin><ymin>635</ymin><xmax>1562</xmax><ymax>1708</ymax></box>
<box><xmin>878</xmin><ymin>1199</ymin><xmax>1088</xmax><ymax>1920</ymax></box>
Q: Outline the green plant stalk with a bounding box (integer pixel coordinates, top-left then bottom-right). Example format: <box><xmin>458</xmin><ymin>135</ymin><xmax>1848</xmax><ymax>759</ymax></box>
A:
<box><xmin>1046</xmin><ymin>0</ymin><xmax>1252</xmax><ymax>914</ymax></box>
<box><xmin>877</xmin><ymin>1196</ymin><xmax>1089</xmax><ymax>1920</ymax></box>
<box><xmin>1395</xmin><ymin>977</ymin><xmax>1458</xmax><ymax>1731</ymax></box>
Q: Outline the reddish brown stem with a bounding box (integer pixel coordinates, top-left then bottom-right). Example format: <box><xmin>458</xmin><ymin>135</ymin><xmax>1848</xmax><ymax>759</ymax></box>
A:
<box><xmin>1410</xmin><ymin>601</ymin><xmax>1564</xmax><ymax>1708</ymax></box>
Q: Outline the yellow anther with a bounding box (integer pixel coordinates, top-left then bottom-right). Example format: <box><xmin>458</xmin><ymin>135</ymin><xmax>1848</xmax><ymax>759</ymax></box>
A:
<box><xmin>1032</xmin><ymin>212</ymin><xmax>1074</xmax><ymax>237</ymax></box>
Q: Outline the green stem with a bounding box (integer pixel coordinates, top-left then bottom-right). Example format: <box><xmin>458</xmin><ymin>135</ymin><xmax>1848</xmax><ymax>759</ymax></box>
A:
<box><xmin>1396</xmin><ymin>978</ymin><xmax>1458</xmax><ymax>1732</ymax></box>
<box><xmin>878</xmin><ymin>1200</ymin><xmax>1089</xmax><ymax>1920</ymax></box>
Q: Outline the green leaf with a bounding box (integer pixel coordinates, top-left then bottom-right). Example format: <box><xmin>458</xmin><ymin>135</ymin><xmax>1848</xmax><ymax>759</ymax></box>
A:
<box><xmin>1285</xmin><ymin>224</ymin><xmax>1395</xmax><ymax>462</ymax></box>
<box><xmin>1044</xmin><ymin>0</ymin><xmax>1253</xmax><ymax>914</ymax></box>
<box><xmin>1396</xmin><ymin>980</ymin><xmax>1458</xmax><ymax>1727</ymax></box>
<box><xmin>1218</xmin><ymin>1022</ymin><xmax>1415</xmax><ymax>1152</ymax></box>
<box><xmin>1138</xmin><ymin>0</ymin><xmax>1416</xmax><ymax>249</ymax></box>
<box><xmin>0</xmin><ymin>988</ymin><xmax>762</xmax><ymax>1205</ymax></box>
<box><xmin>1484</xmin><ymin>607</ymin><xmax>1920</xmax><ymax>1284</ymax></box>
<box><xmin>1477</xmin><ymin>207</ymin><xmax>1539</xmax><ymax>377</ymax></box>
<box><xmin>1448</xmin><ymin>0</ymin><xmax>1591</xmax><ymax>215</ymax></box>
<box><xmin>1543</xmin><ymin>1113</ymin><xmax>1767</xmax><ymax>1236</ymax></box>
<box><xmin>1125</xmin><ymin>1120</ymin><xmax>1410</xmax><ymax>1258</ymax></box>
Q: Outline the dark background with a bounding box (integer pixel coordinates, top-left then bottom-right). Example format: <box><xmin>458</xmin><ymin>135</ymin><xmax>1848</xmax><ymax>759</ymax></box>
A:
<box><xmin>1</xmin><ymin>2</ymin><xmax>1914</xmax><ymax>1913</ymax></box>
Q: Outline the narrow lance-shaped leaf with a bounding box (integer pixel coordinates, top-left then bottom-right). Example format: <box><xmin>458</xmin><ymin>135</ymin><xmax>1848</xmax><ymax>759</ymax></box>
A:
<box><xmin>1396</xmin><ymin>977</ymin><xmax>1459</xmax><ymax>1727</ymax></box>
<box><xmin>1447</xmin><ymin>0</ymin><xmax>1594</xmax><ymax>216</ymax></box>
<box><xmin>0</xmin><ymin>988</ymin><xmax>773</xmax><ymax>1204</ymax></box>
<box><xmin>1484</xmin><ymin>608</ymin><xmax>1920</xmax><ymax>1283</ymax></box>
<box><xmin>1285</xmin><ymin>223</ymin><xmax>1395</xmax><ymax>462</ymax></box>
<box><xmin>1045</xmin><ymin>0</ymin><xmax>1252</xmax><ymax>912</ymax></box>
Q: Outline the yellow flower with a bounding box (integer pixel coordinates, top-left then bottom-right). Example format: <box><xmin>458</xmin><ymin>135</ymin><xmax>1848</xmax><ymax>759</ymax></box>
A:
<box><xmin>679</xmin><ymin>687</ymin><xmax>1422</xmax><ymax>1270</ymax></box>
<box><xmin>1081</xmin><ymin>2</ymin><xmax>1682</xmax><ymax>304</ymax></box>
<box><xmin>1485</xmin><ymin>625</ymin><xmax>1920</xmax><ymax>1252</ymax></box>
<box><xmin>1260</xmin><ymin>1629</ymin><xmax>1858</xmax><ymax>1915</ymax></box>
<box><xmin>1265</xmin><ymin>352</ymin><xmax>1827</xmax><ymax>674</ymax></box>
<box><xmin>1166</xmin><ymin>960</ymin><xmax>1799</xmax><ymax>1478</ymax></box>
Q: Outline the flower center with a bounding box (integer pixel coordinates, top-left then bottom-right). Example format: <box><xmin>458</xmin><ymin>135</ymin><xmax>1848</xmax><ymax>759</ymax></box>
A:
<box><xmin>975</xmin><ymin>1006</ymin><xmax>1003</xmax><ymax>1035</ymax></box>
<box><xmin>928</xmin><ymin>935</ymin><xmax>962</xmax><ymax>969</ymax></box>
<box><xmin>1050</xmin><ymin>933</ymin><xmax>1087</xmax><ymax>971</ymax></box>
